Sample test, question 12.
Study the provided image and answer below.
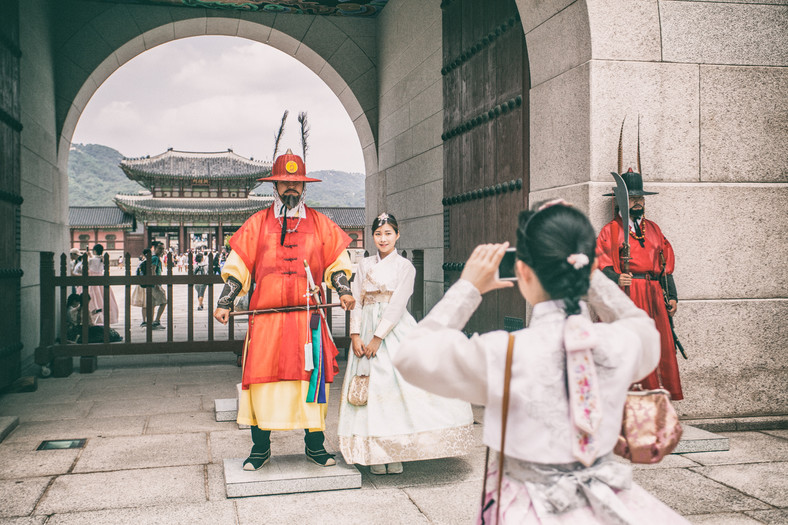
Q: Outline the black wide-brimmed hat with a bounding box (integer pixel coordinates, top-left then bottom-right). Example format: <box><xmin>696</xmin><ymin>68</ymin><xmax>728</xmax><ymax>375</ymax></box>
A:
<box><xmin>603</xmin><ymin>168</ymin><xmax>659</xmax><ymax>196</ymax></box>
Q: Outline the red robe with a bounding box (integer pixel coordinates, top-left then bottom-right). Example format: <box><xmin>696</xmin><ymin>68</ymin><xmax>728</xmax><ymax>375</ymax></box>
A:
<box><xmin>596</xmin><ymin>217</ymin><xmax>683</xmax><ymax>400</ymax></box>
<box><xmin>230</xmin><ymin>206</ymin><xmax>351</xmax><ymax>388</ymax></box>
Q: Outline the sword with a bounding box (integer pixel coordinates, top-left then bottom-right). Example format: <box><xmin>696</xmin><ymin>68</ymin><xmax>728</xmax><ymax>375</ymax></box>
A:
<box><xmin>611</xmin><ymin>171</ymin><xmax>632</xmax><ymax>296</ymax></box>
<box><xmin>229</xmin><ymin>303</ymin><xmax>341</xmax><ymax>317</ymax></box>
<box><xmin>303</xmin><ymin>260</ymin><xmax>337</xmax><ymax>347</ymax></box>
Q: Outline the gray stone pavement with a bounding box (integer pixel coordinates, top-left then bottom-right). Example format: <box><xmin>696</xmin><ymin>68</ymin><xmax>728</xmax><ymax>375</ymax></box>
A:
<box><xmin>0</xmin><ymin>353</ymin><xmax>786</xmax><ymax>524</ymax></box>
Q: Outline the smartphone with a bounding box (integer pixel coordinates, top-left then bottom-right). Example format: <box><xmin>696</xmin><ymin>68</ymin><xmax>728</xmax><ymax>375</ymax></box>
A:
<box><xmin>496</xmin><ymin>248</ymin><xmax>517</xmax><ymax>281</ymax></box>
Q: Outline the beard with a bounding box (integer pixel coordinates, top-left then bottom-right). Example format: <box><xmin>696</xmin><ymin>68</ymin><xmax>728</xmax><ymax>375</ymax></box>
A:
<box><xmin>280</xmin><ymin>192</ymin><xmax>301</xmax><ymax>209</ymax></box>
<box><xmin>629</xmin><ymin>206</ymin><xmax>644</xmax><ymax>220</ymax></box>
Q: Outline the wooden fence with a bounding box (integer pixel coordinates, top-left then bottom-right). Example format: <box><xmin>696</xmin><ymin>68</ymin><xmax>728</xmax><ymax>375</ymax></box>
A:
<box><xmin>34</xmin><ymin>251</ymin><xmax>352</xmax><ymax>375</ymax></box>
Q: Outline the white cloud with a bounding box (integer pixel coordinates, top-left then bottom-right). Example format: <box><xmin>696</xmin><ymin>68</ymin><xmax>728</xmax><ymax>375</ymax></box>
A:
<box><xmin>73</xmin><ymin>36</ymin><xmax>366</xmax><ymax>173</ymax></box>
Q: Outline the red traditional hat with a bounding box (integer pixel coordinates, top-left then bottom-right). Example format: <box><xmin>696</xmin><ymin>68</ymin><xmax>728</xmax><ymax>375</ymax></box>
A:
<box><xmin>257</xmin><ymin>149</ymin><xmax>321</xmax><ymax>182</ymax></box>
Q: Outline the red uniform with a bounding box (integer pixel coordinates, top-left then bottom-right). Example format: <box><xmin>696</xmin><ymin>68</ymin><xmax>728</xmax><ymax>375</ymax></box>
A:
<box><xmin>230</xmin><ymin>206</ymin><xmax>351</xmax><ymax>389</ymax></box>
<box><xmin>596</xmin><ymin>217</ymin><xmax>683</xmax><ymax>400</ymax></box>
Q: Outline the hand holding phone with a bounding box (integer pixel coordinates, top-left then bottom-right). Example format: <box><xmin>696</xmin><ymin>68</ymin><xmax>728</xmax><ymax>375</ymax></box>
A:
<box><xmin>460</xmin><ymin>243</ymin><xmax>515</xmax><ymax>295</ymax></box>
<box><xmin>495</xmin><ymin>248</ymin><xmax>517</xmax><ymax>281</ymax></box>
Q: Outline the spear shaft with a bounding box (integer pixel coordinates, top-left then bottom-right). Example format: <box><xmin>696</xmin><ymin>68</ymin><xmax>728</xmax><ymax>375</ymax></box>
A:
<box><xmin>229</xmin><ymin>303</ymin><xmax>341</xmax><ymax>317</ymax></box>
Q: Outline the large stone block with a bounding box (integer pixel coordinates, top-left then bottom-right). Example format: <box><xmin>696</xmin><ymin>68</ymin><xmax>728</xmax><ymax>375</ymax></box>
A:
<box><xmin>516</xmin><ymin>0</ymin><xmax>576</xmax><ymax>33</ymax></box>
<box><xmin>206</xmin><ymin>13</ymin><xmax>241</xmax><ymax>36</ymax></box>
<box><xmin>385</xmin><ymin>147</ymin><xmax>442</xmax><ymax>195</ymax></box>
<box><xmin>589</xmin><ymin>61</ymin><xmax>700</xmax><ymax>184</ymax></box>
<box><xmin>586</xmin><ymin>0</ymin><xmax>661</xmax><ymax>61</ymax></box>
<box><xmin>675</xmin><ymin>299</ymin><xmax>787</xmax><ymax>419</ymax></box>
<box><xmin>299</xmin><ymin>15</ymin><xmax>347</xmax><ymax>62</ymax></box>
<box><xmin>328</xmin><ymin>39</ymin><xmax>375</xmax><ymax>86</ymax></box>
<box><xmin>700</xmin><ymin>66</ymin><xmax>788</xmax><ymax>183</ymax></box>
<box><xmin>378</xmin><ymin>104</ymin><xmax>410</xmax><ymax>145</ymax></box>
<box><xmin>236</xmin><ymin>18</ymin><xmax>272</xmax><ymax>43</ymax></box>
<box><xmin>661</xmin><ymin>1</ymin><xmax>788</xmax><ymax>66</ymax></box>
<box><xmin>530</xmin><ymin>63</ymin><xmax>590</xmax><ymax>191</ymax></box>
<box><xmin>141</xmin><ymin>23</ymin><xmax>176</xmax><ymax>51</ymax></box>
<box><xmin>172</xmin><ymin>15</ymin><xmax>207</xmax><ymax>39</ymax></box>
<box><xmin>526</xmin><ymin>0</ymin><xmax>590</xmax><ymax>88</ymax></box>
<box><xmin>643</xmin><ymin>183</ymin><xmax>788</xmax><ymax>299</ymax></box>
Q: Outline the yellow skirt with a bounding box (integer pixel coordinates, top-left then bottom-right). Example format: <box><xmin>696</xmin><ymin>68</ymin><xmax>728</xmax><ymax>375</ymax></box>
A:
<box><xmin>237</xmin><ymin>380</ymin><xmax>329</xmax><ymax>431</ymax></box>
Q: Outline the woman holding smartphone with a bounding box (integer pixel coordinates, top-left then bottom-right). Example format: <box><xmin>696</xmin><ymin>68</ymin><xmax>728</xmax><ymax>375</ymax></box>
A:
<box><xmin>394</xmin><ymin>201</ymin><xmax>689</xmax><ymax>523</ymax></box>
<box><xmin>337</xmin><ymin>213</ymin><xmax>475</xmax><ymax>475</ymax></box>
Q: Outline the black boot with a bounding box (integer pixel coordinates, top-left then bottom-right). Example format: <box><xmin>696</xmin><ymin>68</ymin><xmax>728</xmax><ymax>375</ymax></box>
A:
<box><xmin>243</xmin><ymin>426</ymin><xmax>271</xmax><ymax>471</ymax></box>
<box><xmin>304</xmin><ymin>430</ymin><xmax>336</xmax><ymax>467</ymax></box>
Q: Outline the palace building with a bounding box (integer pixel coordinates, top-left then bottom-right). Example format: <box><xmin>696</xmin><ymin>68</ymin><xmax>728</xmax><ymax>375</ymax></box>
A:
<box><xmin>114</xmin><ymin>148</ymin><xmax>274</xmax><ymax>255</ymax></box>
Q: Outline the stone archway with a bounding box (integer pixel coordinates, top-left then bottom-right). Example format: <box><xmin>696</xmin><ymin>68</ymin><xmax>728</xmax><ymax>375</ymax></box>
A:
<box><xmin>51</xmin><ymin>5</ymin><xmax>379</xmax><ymax>178</ymax></box>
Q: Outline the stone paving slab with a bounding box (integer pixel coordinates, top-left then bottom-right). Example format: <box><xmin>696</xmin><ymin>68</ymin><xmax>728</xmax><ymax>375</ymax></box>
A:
<box><xmin>214</xmin><ymin>397</ymin><xmax>237</xmax><ymax>422</ymax></box>
<box><xmin>0</xmin><ymin>401</ymin><xmax>93</xmax><ymax>423</ymax></box>
<box><xmin>681</xmin><ymin>431</ymin><xmax>788</xmax><ymax>466</ymax></box>
<box><xmin>363</xmin><ymin>448</ymin><xmax>486</xmax><ymax>489</ymax></box>
<box><xmin>0</xmin><ymin>416</ymin><xmax>19</xmax><ymax>443</ymax></box>
<box><xmin>762</xmin><ymin>429</ymin><xmax>788</xmax><ymax>440</ymax></box>
<box><xmin>73</xmin><ymin>433</ymin><xmax>210</xmax><ymax>473</ymax></box>
<box><xmin>692</xmin><ymin>461</ymin><xmax>788</xmax><ymax>507</ymax></box>
<box><xmin>0</xmin><ymin>477</ymin><xmax>52</xmax><ymax>518</ymax></box>
<box><xmin>675</xmin><ymin>425</ymin><xmax>730</xmax><ymax>454</ymax></box>
<box><xmin>87</xmin><ymin>395</ymin><xmax>202</xmax><ymax>418</ymax></box>
<box><xmin>176</xmin><ymin>382</ymin><xmax>237</xmax><ymax>398</ymax></box>
<box><xmin>146</xmin><ymin>411</ymin><xmax>236</xmax><ymax>435</ymax></box>
<box><xmin>42</xmin><ymin>501</ymin><xmax>238</xmax><ymax>525</ymax></box>
<box><xmin>743</xmin><ymin>509</ymin><xmax>788</xmax><ymax>524</ymax></box>
<box><xmin>0</xmin><ymin>442</ymin><xmax>80</xmax><ymax>480</ymax></box>
<box><xmin>76</xmin><ymin>382</ymin><xmax>177</xmax><ymax>400</ymax></box>
<box><xmin>224</xmin><ymin>454</ymin><xmax>361</xmax><ymax>497</ymax></box>
<box><xmin>1</xmin><ymin>416</ymin><xmax>147</xmax><ymax>445</ymax></box>
<box><xmin>3</xmin><ymin>517</ymin><xmax>47</xmax><ymax>525</ymax></box>
<box><xmin>234</xmin><ymin>487</ymin><xmax>429</xmax><ymax>525</ymax></box>
<box><xmin>35</xmin><ymin>465</ymin><xmax>206</xmax><ymax>514</ymax></box>
<box><xmin>632</xmin><ymin>467</ymin><xmax>771</xmax><ymax>515</ymax></box>
<box><xmin>402</xmin><ymin>479</ymin><xmax>480</xmax><ymax>524</ymax></box>
<box><xmin>687</xmin><ymin>512</ymin><xmax>769</xmax><ymax>524</ymax></box>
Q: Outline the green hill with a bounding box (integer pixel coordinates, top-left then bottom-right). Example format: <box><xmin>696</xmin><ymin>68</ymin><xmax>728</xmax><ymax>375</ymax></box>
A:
<box><xmin>68</xmin><ymin>143</ymin><xmax>365</xmax><ymax>207</ymax></box>
<box><xmin>68</xmin><ymin>144</ymin><xmax>144</xmax><ymax>206</ymax></box>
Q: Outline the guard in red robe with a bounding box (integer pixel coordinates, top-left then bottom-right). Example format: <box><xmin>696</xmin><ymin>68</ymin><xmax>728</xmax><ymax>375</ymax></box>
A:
<box><xmin>214</xmin><ymin>143</ymin><xmax>355</xmax><ymax>470</ymax></box>
<box><xmin>596</xmin><ymin>169</ymin><xmax>683</xmax><ymax>400</ymax></box>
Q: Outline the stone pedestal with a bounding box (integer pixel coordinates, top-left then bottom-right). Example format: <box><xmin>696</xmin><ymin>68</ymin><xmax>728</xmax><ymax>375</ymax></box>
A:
<box><xmin>80</xmin><ymin>356</ymin><xmax>97</xmax><ymax>373</ymax></box>
<box><xmin>674</xmin><ymin>425</ymin><xmax>729</xmax><ymax>454</ymax></box>
<box><xmin>223</xmin><ymin>454</ymin><xmax>361</xmax><ymax>498</ymax></box>
<box><xmin>215</xmin><ymin>398</ymin><xmax>237</xmax><ymax>422</ymax></box>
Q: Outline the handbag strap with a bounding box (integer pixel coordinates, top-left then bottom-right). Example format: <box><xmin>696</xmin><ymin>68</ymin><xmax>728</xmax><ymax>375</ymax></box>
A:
<box><xmin>481</xmin><ymin>333</ymin><xmax>516</xmax><ymax>525</ymax></box>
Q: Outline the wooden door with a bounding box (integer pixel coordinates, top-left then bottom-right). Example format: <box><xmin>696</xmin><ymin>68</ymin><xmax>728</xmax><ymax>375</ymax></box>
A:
<box><xmin>0</xmin><ymin>0</ymin><xmax>23</xmax><ymax>388</ymax></box>
<box><xmin>441</xmin><ymin>0</ymin><xmax>529</xmax><ymax>333</ymax></box>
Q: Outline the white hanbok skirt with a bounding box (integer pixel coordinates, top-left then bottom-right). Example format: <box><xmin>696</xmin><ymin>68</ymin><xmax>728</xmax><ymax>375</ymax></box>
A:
<box><xmin>338</xmin><ymin>302</ymin><xmax>475</xmax><ymax>465</ymax></box>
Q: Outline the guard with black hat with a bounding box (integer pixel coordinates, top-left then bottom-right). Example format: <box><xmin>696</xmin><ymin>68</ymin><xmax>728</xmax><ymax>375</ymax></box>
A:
<box><xmin>596</xmin><ymin>118</ymin><xmax>683</xmax><ymax>401</ymax></box>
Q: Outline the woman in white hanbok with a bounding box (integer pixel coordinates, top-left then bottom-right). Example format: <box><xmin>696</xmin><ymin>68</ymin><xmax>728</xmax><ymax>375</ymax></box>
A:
<box><xmin>74</xmin><ymin>244</ymin><xmax>118</xmax><ymax>326</ymax></box>
<box><xmin>338</xmin><ymin>213</ymin><xmax>474</xmax><ymax>475</ymax></box>
<box><xmin>394</xmin><ymin>202</ymin><xmax>690</xmax><ymax>524</ymax></box>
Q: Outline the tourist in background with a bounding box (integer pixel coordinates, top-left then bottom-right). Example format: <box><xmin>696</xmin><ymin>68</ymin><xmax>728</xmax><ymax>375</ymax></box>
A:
<box><xmin>68</xmin><ymin>247</ymin><xmax>80</xmax><ymax>294</ymax></box>
<box><xmin>74</xmin><ymin>244</ymin><xmax>118</xmax><ymax>326</ymax></box>
<box><xmin>394</xmin><ymin>202</ymin><xmax>689</xmax><ymax>523</ymax></box>
<box><xmin>131</xmin><ymin>243</ymin><xmax>166</xmax><ymax>328</ymax></box>
<box><xmin>194</xmin><ymin>252</ymin><xmax>208</xmax><ymax>311</ymax></box>
<box><xmin>338</xmin><ymin>213</ymin><xmax>474</xmax><ymax>475</ymax></box>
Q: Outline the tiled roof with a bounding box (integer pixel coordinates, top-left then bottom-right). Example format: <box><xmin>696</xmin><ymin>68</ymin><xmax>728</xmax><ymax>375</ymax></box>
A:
<box><xmin>120</xmin><ymin>149</ymin><xmax>272</xmax><ymax>180</ymax></box>
<box><xmin>314</xmin><ymin>207</ymin><xmax>365</xmax><ymax>228</ymax></box>
<box><xmin>69</xmin><ymin>206</ymin><xmax>134</xmax><ymax>228</ymax></box>
<box><xmin>114</xmin><ymin>195</ymin><xmax>274</xmax><ymax>215</ymax></box>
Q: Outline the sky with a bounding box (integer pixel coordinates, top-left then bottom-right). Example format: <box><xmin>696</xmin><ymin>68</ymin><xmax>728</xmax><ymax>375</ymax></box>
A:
<box><xmin>72</xmin><ymin>35</ymin><xmax>365</xmax><ymax>173</ymax></box>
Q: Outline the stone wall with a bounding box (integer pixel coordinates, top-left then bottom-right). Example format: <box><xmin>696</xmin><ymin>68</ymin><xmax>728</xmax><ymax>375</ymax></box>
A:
<box><xmin>374</xmin><ymin>0</ymin><xmax>444</xmax><ymax>309</ymax></box>
<box><xmin>521</xmin><ymin>0</ymin><xmax>788</xmax><ymax>419</ymax></box>
<box><xmin>18</xmin><ymin>0</ymin><xmax>66</xmax><ymax>372</ymax></box>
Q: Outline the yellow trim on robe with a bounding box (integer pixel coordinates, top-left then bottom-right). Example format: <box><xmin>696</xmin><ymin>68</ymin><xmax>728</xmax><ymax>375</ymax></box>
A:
<box><xmin>221</xmin><ymin>250</ymin><xmax>252</xmax><ymax>296</ymax></box>
<box><xmin>324</xmin><ymin>250</ymin><xmax>352</xmax><ymax>290</ymax></box>
<box><xmin>237</xmin><ymin>381</ymin><xmax>329</xmax><ymax>431</ymax></box>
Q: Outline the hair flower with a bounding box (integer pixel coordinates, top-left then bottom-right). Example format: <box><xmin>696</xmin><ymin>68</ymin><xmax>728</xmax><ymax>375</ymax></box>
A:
<box><xmin>567</xmin><ymin>253</ymin><xmax>589</xmax><ymax>270</ymax></box>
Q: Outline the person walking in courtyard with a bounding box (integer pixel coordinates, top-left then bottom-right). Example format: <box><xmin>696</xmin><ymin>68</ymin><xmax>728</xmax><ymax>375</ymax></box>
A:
<box><xmin>131</xmin><ymin>243</ymin><xmax>167</xmax><ymax>328</ymax></box>
<box><xmin>596</xmin><ymin>169</ymin><xmax>683</xmax><ymax>400</ymax></box>
<box><xmin>214</xmin><ymin>114</ymin><xmax>355</xmax><ymax>471</ymax></box>
<box><xmin>338</xmin><ymin>212</ymin><xmax>473</xmax><ymax>475</ymax></box>
<box><xmin>194</xmin><ymin>252</ymin><xmax>208</xmax><ymax>311</ymax></box>
<box><xmin>74</xmin><ymin>243</ymin><xmax>118</xmax><ymax>326</ymax></box>
<box><xmin>394</xmin><ymin>201</ymin><xmax>689</xmax><ymax>524</ymax></box>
